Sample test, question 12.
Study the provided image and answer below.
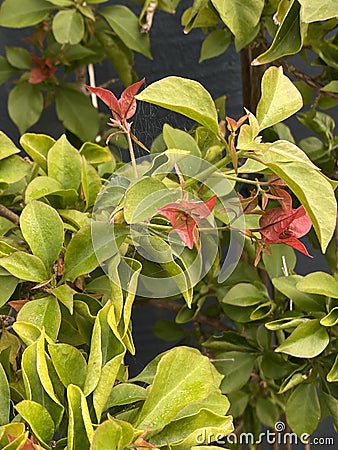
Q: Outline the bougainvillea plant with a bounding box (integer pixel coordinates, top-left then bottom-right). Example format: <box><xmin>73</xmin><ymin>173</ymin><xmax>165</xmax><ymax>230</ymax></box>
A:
<box><xmin>0</xmin><ymin>64</ymin><xmax>336</xmax><ymax>449</ymax></box>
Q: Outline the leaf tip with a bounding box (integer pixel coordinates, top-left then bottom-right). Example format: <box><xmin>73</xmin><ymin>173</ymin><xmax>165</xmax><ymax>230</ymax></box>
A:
<box><xmin>251</xmin><ymin>58</ymin><xmax>262</xmax><ymax>66</ymax></box>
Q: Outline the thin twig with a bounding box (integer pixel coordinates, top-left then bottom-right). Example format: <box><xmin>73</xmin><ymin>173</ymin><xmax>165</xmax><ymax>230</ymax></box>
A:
<box><xmin>270</xmin><ymin>429</ymin><xmax>278</xmax><ymax>450</ymax></box>
<box><xmin>126</xmin><ymin>129</ymin><xmax>138</xmax><ymax>178</ymax></box>
<box><xmin>75</xmin><ymin>65</ymin><xmax>87</xmax><ymax>94</ymax></box>
<box><xmin>0</xmin><ymin>204</ymin><xmax>20</xmax><ymax>226</ymax></box>
<box><xmin>282</xmin><ymin>61</ymin><xmax>338</xmax><ymax>100</ymax></box>
<box><xmin>283</xmin><ymin>415</ymin><xmax>291</xmax><ymax>450</ymax></box>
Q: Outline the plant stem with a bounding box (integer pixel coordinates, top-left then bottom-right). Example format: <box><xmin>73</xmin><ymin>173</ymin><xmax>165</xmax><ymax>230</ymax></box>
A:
<box><xmin>75</xmin><ymin>65</ymin><xmax>87</xmax><ymax>94</ymax></box>
<box><xmin>283</xmin><ymin>415</ymin><xmax>291</xmax><ymax>450</ymax></box>
<box><xmin>0</xmin><ymin>205</ymin><xmax>20</xmax><ymax>226</ymax></box>
<box><xmin>224</xmin><ymin>174</ymin><xmax>262</xmax><ymax>185</ymax></box>
<box><xmin>126</xmin><ymin>130</ymin><xmax>138</xmax><ymax>178</ymax></box>
<box><xmin>184</xmin><ymin>154</ymin><xmax>232</xmax><ymax>189</ymax></box>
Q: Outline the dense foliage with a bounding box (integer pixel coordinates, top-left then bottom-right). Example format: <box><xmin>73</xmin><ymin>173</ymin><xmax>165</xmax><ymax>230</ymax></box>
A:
<box><xmin>0</xmin><ymin>0</ymin><xmax>337</xmax><ymax>449</ymax></box>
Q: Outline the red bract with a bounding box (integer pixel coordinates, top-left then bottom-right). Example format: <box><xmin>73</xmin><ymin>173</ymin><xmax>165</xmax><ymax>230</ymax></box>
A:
<box><xmin>259</xmin><ymin>203</ymin><xmax>312</xmax><ymax>256</ymax></box>
<box><xmin>86</xmin><ymin>78</ymin><xmax>145</xmax><ymax>122</ymax></box>
<box><xmin>29</xmin><ymin>55</ymin><xmax>56</xmax><ymax>84</ymax></box>
<box><xmin>226</xmin><ymin>113</ymin><xmax>249</xmax><ymax>132</ymax></box>
<box><xmin>157</xmin><ymin>196</ymin><xmax>217</xmax><ymax>249</ymax></box>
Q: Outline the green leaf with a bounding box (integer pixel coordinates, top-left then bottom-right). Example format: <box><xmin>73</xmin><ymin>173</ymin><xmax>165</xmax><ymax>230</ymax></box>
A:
<box><xmin>276</xmin><ymin>319</ymin><xmax>329</xmax><ymax>358</ymax></box>
<box><xmin>48</xmin><ymin>0</ymin><xmax>74</xmax><ymax>7</ymax></box>
<box><xmin>252</xmin><ymin>0</ymin><xmax>305</xmax><ymax>65</ymax></box>
<box><xmin>286</xmin><ymin>383</ymin><xmax>320</xmax><ymax>436</ymax></box>
<box><xmin>0</xmin><ymin>217</ymin><xmax>16</xmax><ymax>235</ymax></box>
<box><xmin>182</xmin><ymin>0</ymin><xmax>219</xmax><ymax>34</ymax></box>
<box><xmin>55</xmin><ymin>84</ymin><xmax>100</xmax><ymax>142</ymax></box>
<box><xmin>261</xmin><ymin>351</ymin><xmax>294</xmax><ymax>380</ymax></box>
<box><xmin>0</xmin><ymin>132</ymin><xmax>19</xmax><ymax>160</ymax></box>
<box><xmin>211</xmin><ymin>0</ymin><xmax>264</xmax><ymax>50</ymax></box>
<box><xmin>93</xmin><ymin>351</ymin><xmax>125</xmax><ymax>421</ymax></box>
<box><xmin>124</xmin><ymin>177</ymin><xmax>169</xmax><ymax>223</ymax></box>
<box><xmin>135</xmin><ymin>347</ymin><xmax>219</xmax><ymax>432</ymax></box>
<box><xmin>15</xmin><ymin>400</ymin><xmax>54</xmax><ymax>444</ymax></box>
<box><xmin>91</xmin><ymin>419</ymin><xmax>134</xmax><ymax>450</ymax></box>
<box><xmin>175</xmin><ymin>389</ymin><xmax>230</xmax><ymax>420</ymax></box>
<box><xmin>0</xmin><ymin>0</ymin><xmax>54</xmax><ymax>27</ymax></box>
<box><xmin>20</xmin><ymin>342</ymin><xmax>64</xmax><ymax>427</ymax></box>
<box><xmin>79</xmin><ymin>142</ymin><xmax>113</xmax><ymax>165</ymax></box>
<box><xmin>8</xmin><ymin>83</ymin><xmax>43</xmax><ymax>134</ymax></box>
<box><xmin>0</xmin><ymin>155</ymin><xmax>29</xmax><ymax>183</ymax></box>
<box><xmin>151</xmin><ymin>409</ymin><xmax>233</xmax><ymax>448</ymax></box>
<box><xmin>36</xmin><ymin>332</ymin><xmax>64</xmax><ymax>407</ymax></box>
<box><xmin>0</xmin><ymin>328</ymin><xmax>21</xmax><ymax>371</ymax></box>
<box><xmin>262</xmin><ymin>243</ymin><xmax>296</xmax><ymax>279</ymax></box>
<box><xmin>47</xmin><ymin>135</ymin><xmax>82</xmax><ymax>191</ymax></box>
<box><xmin>95</xmin><ymin>31</ymin><xmax>134</xmax><ymax>87</ymax></box>
<box><xmin>199</xmin><ymin>28</ymin><xmax>231</xmax><ymax>62</ymax></box>
<box><xmin>100</xmin><ymin>5</ymin><xmax>152</xmax><ymax>58</ymax></box>
<box><xmin>213</xmin><ymin>351</ymin><xmax>256</xmax><ymax>394</ymax></box>
<box><xmin>0</xmin><ymin>363</ymin><xmax>10</xmax><ymax>425</ymax></box>
<box><xmin>25</xmin><ymin>176</ymin><xmax>70</xmax><ymax>203</ymax></box>
<box><xmin>136</xmin><ymin>76</ymin><xmax>220</xmax><ymax>135</ymax></box>
<box><xmin>296</xmin><ymin>271</ymin><xmax>338</xmax><ymax>298</ymax></box>
<box><xmin>63</xmin><ymin>225</ymin><xmax>99</xmax><ymax>282</ymax></box>
<box><xmin>265</xmin><ymin>317</ymin><xmax>309</xmax><ymax>331</ymax></box>
<box><xmin>272</xmin><ymin>275</ymin><xmax>325</xmax><ymax>312</ymax></box>
<box><xmin>0</xmin><ymin>276</ymin><xmax>18</xmax><ymax>308</ymax></box>
<box><xmin>67</xmin><ymin>385</ymin><xmax>94</xmax><ymax>449</ymax></box>
<box><xmin>163</xmin><ymin>124</ymin><xmax>201</xmax><ymax>156</ymax></box>
<box><xmin>256</xmin><ymin>66</ymin><xmax>303</xmax><ymax>130</ymax></box>
<box><xmin>327</xmin><ymin>355</ymin><xmax>338</xmax><ymax>382</ymax></box>
<box><xmin>298</xmin><ymin>0</ymin><xmax>338</xmax><ymax>22</ymax></box>
<box><xmin>0</xmin><ymin>252</ymin><xmax>49</xmax><ymax>282</ymax></box>
<box><xmin>221</xmin><ymin>283</ymin><xmax>266</xmax><ymax>307</ymax></box>
<box><xmin>81</xmin><ymin>157</ymin><xmax>102</xmax><ymax>209</ymax></box>
<box><xmin>13</xmin><ymin>322</ymin><xmax>42</xmax><ymax>347</ymax></box>
<box><xmin>20</xmin><ymin>201</ymin><xmax>63</xmax><ymax>271</ymax></box>
<box><xmin>51</xmin><ymin>283</ymin><xmax>75</xmax><ymax>313</ymax></box>
<box><xmin>320</xmin><ymin>307</ymin><xmax>338</xmax><ymax>327</ymax></box>
<box><xmin>6</xmin><ymin>46</ymin><xmax>32</xmax><ymax>70</ymax></box>
<box><xmin>53</xmin><ymin>10</ymin><xmax>84</xmax><ymax>45</ymax></box>
<box><xmin>256</xmin><ymin>397</ymin><xmax>279</xmax><ymax>428</ymax></box>
<box><xmin>104</xmin><ymin>383</ymin><xmax>148</xmax><ymax>409</ymax></box>
<box><xmin>202</xmin><ymin>332</ymin><xmax>256</xmax><ymax>353</ymax></box>
<box><xmin>59</xmin><ymin>209</ymin><xmax>91</xmax><ymax>229</ymax></box>
<box><xmin>250</xmin><ymin>301</ymin><xmax>275</xmax><ymax>320</ymax></box>
<box><xmin>17</xmin><ymin>296</ymin><xmax>61</xmax><ymax>340</ymax></box>
<box><xmin>0</xmin><ymin>55</ymin><xmax>18</xmax><ymax>84</ymax></box>
<box><xmin>321</xmin><ymin>391</ymin><xmax>338</xmax><ymax>430</ymax></box>
<box><xmin>49</xmin><ymin>343</ymin><xmax>87</xmax><ymax>389</ymax></box>
<box><xmin>321</xmin><ymin>80</ymin><xmax>338</xmax><ymax>93</ymax></box>
<box><xmin>20</xmin><ymin>133</ymin><xmax>55</xmax><ymax>173</ymax></box>
<box><xmin>153</xmin><ymin>319</ymin><xmax>184</xmax><ymax>341</ymax></box>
